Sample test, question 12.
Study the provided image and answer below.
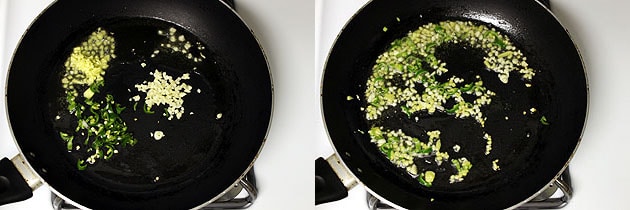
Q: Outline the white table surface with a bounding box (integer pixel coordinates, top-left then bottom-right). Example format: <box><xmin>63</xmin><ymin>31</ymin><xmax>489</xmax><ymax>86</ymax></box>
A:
<box><xmin>0</xmin><ymin>0</ymin><xmax>315</xmax><ymax>209</ymax></box>
<box><xmin>315</xmin><ymin>0</ymin><xmax>630</xmax><ymax>209</ymax></box>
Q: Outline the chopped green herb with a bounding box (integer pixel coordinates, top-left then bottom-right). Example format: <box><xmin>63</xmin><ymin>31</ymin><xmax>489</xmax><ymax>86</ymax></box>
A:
<box><xmin>382</xmin><ymin>26</ymin><xmax>388</xmax><ymax>32</ymax></box>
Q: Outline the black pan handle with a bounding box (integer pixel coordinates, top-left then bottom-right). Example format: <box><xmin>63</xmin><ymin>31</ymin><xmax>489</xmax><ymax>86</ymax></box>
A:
<box><xmin>0</xmin><ymin>157</ymin><xmax>33</xmax><ymax>206</ymax></box>
<box><xmin>315</xmin><ymin>157</ymin><xmax>349</xmax><ymax>205</ymax></box>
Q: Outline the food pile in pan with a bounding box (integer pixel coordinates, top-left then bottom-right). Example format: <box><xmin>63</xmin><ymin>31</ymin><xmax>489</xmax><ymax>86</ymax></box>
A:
<box><xmin>363</xmin><ymin>20</ymin><xmax>537</xmax><ymax>187</ymax></box>
<box><xmin>56</xmin><ymin>26</ymin><xmax>215</xmax><ymax>170</ymax></box>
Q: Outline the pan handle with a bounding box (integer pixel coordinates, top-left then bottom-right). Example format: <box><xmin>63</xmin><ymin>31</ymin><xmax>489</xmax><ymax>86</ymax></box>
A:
<box><xmin>0</xmin><ymin>157</ymin><xmax>33</xmax><ymax>205</ymax></box>
<box><xmin>315</xmin><ymin>154</ymin><xmax>358</xmax><ymax>205</ymax></box>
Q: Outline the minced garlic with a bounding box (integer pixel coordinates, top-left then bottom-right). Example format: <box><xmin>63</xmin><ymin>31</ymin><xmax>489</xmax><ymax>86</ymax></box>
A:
<box><xmin>453</xmin><ymin>144</ymin><xmax>461</xmax><ymax>153</ymax></box>
<box><xmin>492</xmin><ymin>159</ymin><xmax>501</xmax><ymax>171</ymax></box>
<box><xmin>483</xmin><ymin>133</ymin><xmax>493</xmax><ymax>155</ymax></box>
<box><xmin>130</xmin><ymin>95</ymin><xmax>141</xmax><ymax>102</ymax></box>
<box><xmin>135</xmin><ymin>70</ymin><xmax>192</xmax><ymax>120</ymax></box>
<box><xmin>366</xmin><ymin>127</ymin><xmax>478</xmax><ymax>187</ymax></box>
<box><xmin>449</xmin><ymin>157</ymin><xmax>472</xmax><ymax>183</ymax></box>
<box><xmin>154</xmin><ymin>27</ymin><xmax>207</xmax><ymax>63</ymax></box>
<box><xmin>369</xmin><ymin>127</ymin><xmax>443</xmax><ymax>171</ymax></box>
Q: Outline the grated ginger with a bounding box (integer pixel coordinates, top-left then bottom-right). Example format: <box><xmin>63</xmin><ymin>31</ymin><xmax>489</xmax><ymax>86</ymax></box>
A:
<box><xmin>62</xmin><ymin>28</ymin><xmax>115</xmax><ymax>90</ymax></box>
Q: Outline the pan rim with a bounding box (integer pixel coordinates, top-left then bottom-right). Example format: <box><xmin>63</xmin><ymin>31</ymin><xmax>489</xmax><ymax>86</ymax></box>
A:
<box><xmin>506</xmin><ymin>0</ymin><xmax>589</xmax><ymax>208</ymax></box>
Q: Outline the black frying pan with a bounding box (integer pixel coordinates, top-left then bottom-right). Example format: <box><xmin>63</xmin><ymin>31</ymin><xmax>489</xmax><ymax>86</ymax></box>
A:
<box><xmin>317</xmin><ymin>0</ymin><xmax>586</xmax><ymax>209</ymax></box>
<box><xmin>1</xmin><ymin>0</ymin><xmax>271</xmax><ymax>209</ymax></box>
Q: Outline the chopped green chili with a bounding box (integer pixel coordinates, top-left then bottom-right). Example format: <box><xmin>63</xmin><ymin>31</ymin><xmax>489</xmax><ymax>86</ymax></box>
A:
<box><xmin>61</xmin><ymin>89</ymin><xmax>137</xmax><ymax>168</ymax></box>
<box><xmin>59</xmin><ymin>132</ymin><xmax>73</xmax><ymax>142</ymax></box>
<box><xmin>446</xmin><ymin>103</ymin><xmax>460</xmax><ymax>114</ymax></box>
<box><xmin>494</xmin><ymin>37</ymin><xmax>506</xmax><ymax>48</ymax></box>
<box><xmin>115</xmin><ymin>104</ymin><xmax>126</xmax><ymax>115</ymax></box>
<box><xmin>418</xmin><ymin>173</ymin><xmax>432</xmax><ymax>187</ymax></box>
<box><xmin>540</xmin><ymin>116</ymin><xmax>549</xmax><ymax>125</ymax></box>
<box><xmin>434</xmin><ymin>25</ymin><xmax>444</xmax><ymax>33</ymax></box>
<box><xmin>164</xmin><ymin>108</ymin><xmax>171</xmax><ymax>117</ymax></box>
<box><xmin>401</xmin><ymin>105</ymin><xmax>412</xmax><ymax>117</ymax></box>
<box><xmin>77</xmin><ymin>160</ymin><xmax>87</xmax><ymax>171</ymax></box>
<box><xmin>143</xmin><ymin>103</ymin><xmax>154</xmax><ymax>114</ymax></box>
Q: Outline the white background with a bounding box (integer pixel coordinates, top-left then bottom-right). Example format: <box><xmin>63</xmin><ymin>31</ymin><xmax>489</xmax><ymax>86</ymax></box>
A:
<box><xmin>2</xmin><ymin>0</ymin><xmax>630</xmax><ymax>209</ymax></box>
<box><xmin>0</xmin><ymin>0</ymin><xmax>315</xmax><ymax>209</ymax></box>
<box><xmin>315</xmin><ymin>0</ymin><xmax>630</xmax><ymax>210</ymax></box>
